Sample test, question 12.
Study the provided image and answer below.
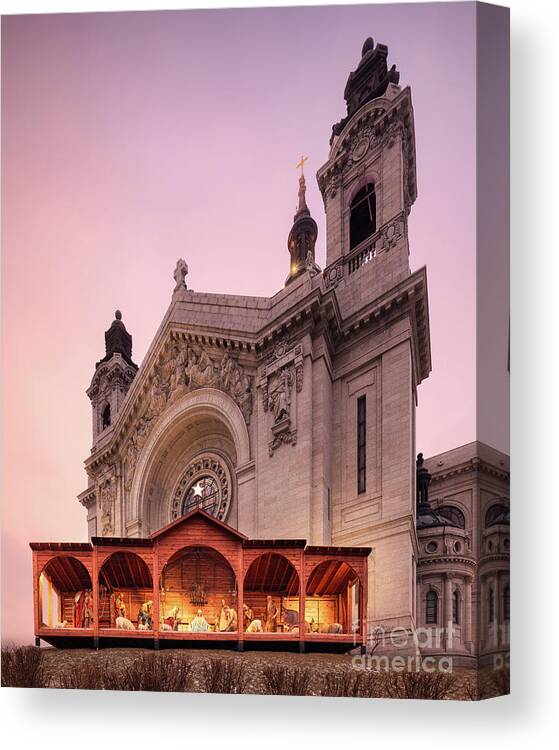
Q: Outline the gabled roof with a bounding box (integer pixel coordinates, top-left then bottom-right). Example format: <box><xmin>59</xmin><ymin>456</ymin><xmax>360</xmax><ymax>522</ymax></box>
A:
<box><xmin>149</xmin><ymin>507</ymin><xmax>249</xmax><ymax>541</ymax></box>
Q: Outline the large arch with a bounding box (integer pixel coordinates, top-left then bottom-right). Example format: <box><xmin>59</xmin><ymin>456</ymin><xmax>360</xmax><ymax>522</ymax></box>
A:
<box><xmin>244</xmin><ymin>553</ymin><xmax>300</xmax><ymax>633</ymax></box>
<box><xmin>159</xmin><ymin>545</ymin><xmax>238</xmax><ymax>632</ymax></box>
<box><xmin>98</xmin><ymin>551</ymin><xmax>153</xmax><ymax>629</ymax></box>
<box><xmin>127</xmin><ymin>388</ymin><xmax>251</xmax><ymax>534</ymax></box>
<box><xmin>306</xmin><ymin>559</ymin><xmax>362</xmax><ymax>635</ymax></box>
<box><xmin>39</xmin><ymin>556</ymin><xmax>93</xmax><ymax>629</ymax></box>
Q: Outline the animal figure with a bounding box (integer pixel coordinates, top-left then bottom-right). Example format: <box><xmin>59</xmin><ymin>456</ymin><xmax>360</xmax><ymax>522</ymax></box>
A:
<box><xmin>54</xmin><ymin>620</ymin><xmax>68</xmax><ymax>629</ymax></box>
<box><xmin>245</xmin><ymin>619</ymin><xmax>263</xmax><ymax>633</ymax></box>
<box><xmin>138</xmin><ymin>622</ymin><xmax>150</xmax><ymax>631</ymax></box>
<box><xmin>318</xmin><ymin>622</ymin><xmax>343</xmax><ymax>634</ymax></box>
<box><xmin>290</xmin><ymin>622</ymin><xmax>310</xmax><ymax>634</ymax></box>
<box><xmin>161</xmin><ymin>623</ymin><xmax>173</xmax><ymax>631</ymax></box>
<box><xmin>281</xmin><ymin>607</ymin><xmax>300</xmax><ymax>630</ymax></box>
<box><xmin>116</xmin><ymin>616</ymin><xmax>135</xmax><ymax>630</ymax></box>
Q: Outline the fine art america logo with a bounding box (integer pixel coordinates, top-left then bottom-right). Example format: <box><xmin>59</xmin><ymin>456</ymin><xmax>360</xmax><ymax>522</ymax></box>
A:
<box><xmin>349</xmin><ymin>623</ymin><xmax>510</xmax><ymax>674</ymax></box>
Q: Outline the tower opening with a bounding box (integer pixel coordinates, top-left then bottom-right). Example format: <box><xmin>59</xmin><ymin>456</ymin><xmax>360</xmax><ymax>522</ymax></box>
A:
<box><xmin>349</xmin><ymin>183</ymin><xmax>376</xmax><ymax>250</ymax></box>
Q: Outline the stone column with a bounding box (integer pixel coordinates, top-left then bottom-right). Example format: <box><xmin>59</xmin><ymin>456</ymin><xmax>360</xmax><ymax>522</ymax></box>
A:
<box><xmin>495</xmin><ymin>572</ymin><xmax>502</xmax><ymax>648</ymax></box>
<box><xmin>464</xmin><ymin>576</ymin><xmax>473</xmax><ymax>652</ymax></box>
<box><xmin>444</xmin><ymin>574</ymin><xmax>453</xmax><ymax>651</ymax></box>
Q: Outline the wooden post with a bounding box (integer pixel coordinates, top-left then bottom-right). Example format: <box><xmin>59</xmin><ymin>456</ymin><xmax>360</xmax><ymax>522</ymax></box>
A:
<box><xmin>299</xmin><ymin>548</ymin><xmax>306</xmax><ymax>653</ymax></box>
<box><xmin>47</xmin><ymin>575</ymin><xmax>53</xmax><ymax>627</ymax></box>
<box><xmin>153</xmin><ymin>548</ymin><xmax>160</xmax><ymax>643</ymax></box>
<box><xmin>92</xmin><ymin>546</ymin><xmax>100</xmax><ymax>646</ymax></box>
<box><xmin>361</xmin><ymin>556</ymin><xmax>368</xmax><ymax>653</ymax></box>
<box><xmin>33</xmin><ymin>554</ymin><xmax>40</xmax><ymax>636</ymax></box>
<box><xmin>237</xmin><ymin>544</ymin><xmax>244</xmax><ymax>651</ymax></box>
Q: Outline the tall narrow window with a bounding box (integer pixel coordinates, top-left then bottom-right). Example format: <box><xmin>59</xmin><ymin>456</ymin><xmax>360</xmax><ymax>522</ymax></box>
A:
<box><xmin>357</xmin><ymin>396</ymin><xmax>366</xmax><ymax>494</ymax></box>
<box><xmin>102</xmin><ymin>403</ymin><xmax>111</xmax><ymax>429</ymax></box>
<box><xmin>452</xmin><ymin>590</ymin><xmax>460</xmax><ymax>625</ymax></box>
<box><xmin>488</xmin><ymin>588</ymin><xmax>495</xmax><ymax>623</ymax></box>
<box><xmin>426</xmin><ymin>590</ymin><xmax>438</xmax><ymax>624</ymax></box>
<box><xmin>504</xmin><ymin>585</ymin><xmax>510</xmax><ymax>622</ymax></box>
<box><xmin>349</xmin><ymin>183</ymin><xmax>376</xmax><ymax>250</ymax></box>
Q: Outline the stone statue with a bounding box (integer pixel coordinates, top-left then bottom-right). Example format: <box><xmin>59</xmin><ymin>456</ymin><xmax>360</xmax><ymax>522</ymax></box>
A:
<box><xmin>269</xmin><ymin>369</ymin><xmax>291</xmax><ymax>423</ymax></box>
<box><xmin>173</xmin><ymin>258</ymin><xmax>188</xmax><ymax>291</ymax></box>
<box><xmin>186</xmin><ymin>346</ymin><xmax>216</xmax><ymax>387</ymax></box>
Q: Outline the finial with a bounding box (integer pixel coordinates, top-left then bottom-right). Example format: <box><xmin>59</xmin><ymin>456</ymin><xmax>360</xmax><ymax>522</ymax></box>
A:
<box><xmin>295</xmin><ymin>155</ymin><xmax>310</xmax><ymax>217</ymax></box>
<box><xmin>115</xmin><ymin>310</ymin><xmax>122</xmax><ymax>321</ymax></box>
<box><xmin>296</xmin><ymin>154</ymin><xmax>308</xmax><ymax>178</ymax></box>
<box><xmin>173</xmin><ymin>258</ymin><xmax>188</xmax><ymax>292</ymax></box>
<box><xmin>362</xmin><ymin>37</ymin><xmax>375</xmax><ymax>57</ymax></box>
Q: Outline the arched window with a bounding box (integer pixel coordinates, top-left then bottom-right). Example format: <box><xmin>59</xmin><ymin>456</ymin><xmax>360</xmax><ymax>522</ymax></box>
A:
<box><xmin>488</xmin><ymin>587</ymin><xmax>495</xmax><ymax>623</ymax></box>
<box><xmin>504</xmin><ymin>585</ymin><xmax>510</xmax><ymax>622</ymax></box>
<box><xmin>452</xmin><ymin>590</ymin><xmax>460</xmax><ymax>624</ymax></box>
<box><xmin>485</xmin><ymin>503</ymin><xmax>509</xmax><ymax>527</ymax></box>
<box><xmin>349</xmin><ymin>183</ymin><xmax>376</xmax><ymax>250</ymax></box>
<box><xmin>102</xmin><ymin>403</ymin><xmax>111</xmax><ymax>429</ymax></box>
<box><xmin>426</xmin><ymin>590</ymin><xmax>438</xmax><ymax>624</ymax></box>
<box><xmin>437</xmin><ymin>505</ymin><xmax>466</xmax><ymax>529</ymax></box>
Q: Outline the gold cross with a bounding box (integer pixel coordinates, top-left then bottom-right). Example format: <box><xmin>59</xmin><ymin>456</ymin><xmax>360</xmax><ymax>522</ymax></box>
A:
<box><xmin>296</xmin><ymin>154</ymin><xmax>308</xmax><ymax>176</ymax></box>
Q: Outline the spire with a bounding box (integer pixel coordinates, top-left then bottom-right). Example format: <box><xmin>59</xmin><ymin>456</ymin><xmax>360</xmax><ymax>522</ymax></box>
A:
<box><xmin>96</xmin><ymin>310</ymin><xmax>137</xmax><ymax>369</ymax></box>
<box><xmin>286</xmin><ymin>156</ymin><xmax>319</xmax><ymax>285</ymax></box>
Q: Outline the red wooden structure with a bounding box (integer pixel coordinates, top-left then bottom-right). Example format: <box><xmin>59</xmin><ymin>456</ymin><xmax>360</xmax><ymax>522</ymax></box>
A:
<box><xmin>31</xmin><ymin>508</ymin><xmax>370</xmax><ymax>652</ymax></box>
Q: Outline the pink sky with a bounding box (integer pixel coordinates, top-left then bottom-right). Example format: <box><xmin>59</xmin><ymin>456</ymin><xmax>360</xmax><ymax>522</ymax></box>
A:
<box><xmin>1</xmin><ymin>4</ymin><xmax>507</xmax><ymax>643</ymax></box>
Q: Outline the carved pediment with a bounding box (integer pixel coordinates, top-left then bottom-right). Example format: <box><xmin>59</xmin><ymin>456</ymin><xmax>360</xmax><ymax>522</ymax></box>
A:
<box><xmin>121</xmin><ymin>336</ymin><xmax>254</xmax><ymax>493</ymax></box>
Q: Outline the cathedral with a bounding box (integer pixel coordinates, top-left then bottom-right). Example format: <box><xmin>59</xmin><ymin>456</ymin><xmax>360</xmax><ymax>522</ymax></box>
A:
<box><xmin>72</xmin><ymin>39</ymin><xmax>509</xmax><ymax>664</ymax></box>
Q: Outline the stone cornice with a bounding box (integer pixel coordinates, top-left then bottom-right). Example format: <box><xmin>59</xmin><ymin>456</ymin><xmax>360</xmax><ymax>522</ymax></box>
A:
<box><xmin>430</xmin><ymin>457</ymin><xmax>510</xmax><ymax>484</ymax></box>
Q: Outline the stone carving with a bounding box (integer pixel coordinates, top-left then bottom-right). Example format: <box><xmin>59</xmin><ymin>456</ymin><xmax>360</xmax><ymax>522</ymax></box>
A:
<box><xmin>173</xmin><ymin>259</ymin><xmax>188</xmax><ymax>291</ymax></box>
<box><xmin>98</xmin><ymin>469</ymin><xmax>116</xmax><ymax>536</ymax></box>
<box><xmin>268</xmin><ymin>427</ymin><xmax>297</xmax><ymax>457</ymax></box>
<box><xmin>269</xmin><ymin>368</ymin><xmax>293</xmax><ymax>424</ymax></box>
<box><xmin>259</xmin><ymin>339</ymin><xmax>304</xmax><ymax>456</ymax></box>
<box><xmin>123</xmin><ymin>340</ymin><xmax>253</xmax><ymax>492</ymax></box>
<box><xmin>380</xmin><ymin>213</ymin><xmax>406</xmax><ymax>250</ymax></box>
<box><xmin>324</xmin><ymin>260</ymin><xmax>344</xmax><ymax>290</ymax></box>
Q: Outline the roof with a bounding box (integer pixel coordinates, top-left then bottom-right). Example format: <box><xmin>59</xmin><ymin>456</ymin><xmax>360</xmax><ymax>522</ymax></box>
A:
<box><xmin>149</xmin><ymin>507</ymin><xmax>249</xmax><ymax>541</ymax></box>
<box><xmin>29</xmin><ymin>542</ymin><xmax>92</xmax><ymax>552</ymax></box>
<box><xmin>91</xmin><ymin>536</ymin><xmax>153</xmax><ymax>547</ymax></box>
<box><xmin>242</xmin><ymin>539</ymin><xmax>306</xmax><ymax>549</ymax></box>
<box><xmin>305</xmin><ymin>545</ymin><xmax>372</xmax><ymax>557</ymax></box>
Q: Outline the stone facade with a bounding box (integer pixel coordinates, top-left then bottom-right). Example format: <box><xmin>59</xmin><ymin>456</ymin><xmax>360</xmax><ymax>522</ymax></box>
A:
<box><xmin>418</xmin><ymin>443</ymin><xmax>510</xmax><ymax>665</ymax></box>
<box><xmin>78</xmin><ymin>39</ymin><xmax>508</xmax><ymax>664</ymax></box>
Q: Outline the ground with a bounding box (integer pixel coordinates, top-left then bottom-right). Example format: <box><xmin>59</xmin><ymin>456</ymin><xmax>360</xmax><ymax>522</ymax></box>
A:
<box><xmin>32</xmin><ymin>647</ymin><xmax>483</xmax><ymax>699</ymax></box>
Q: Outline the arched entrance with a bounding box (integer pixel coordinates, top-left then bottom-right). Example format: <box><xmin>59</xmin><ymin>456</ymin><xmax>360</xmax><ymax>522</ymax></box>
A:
<box><xmin>98</xmin><ymin>551</ymin><xmax>153</xmax><ymax>629</ymax></box>
<box><xmin>243</xmin><ymin>553</ymin><xmax>300</xmax><ymax>633</ymax></box>
<box><xmin>159</xmin><ymin>546</ymin><xmax>238</xmax><ymax>632</ymax></box>
<box><xmin>128</xmin><ymin>388</ymin><xmax>251</xmax><ymax>534</ymax></box>
<box><xmin>306</xmin><ymin>560</ymin><xmax>362</xmax><ymax>634</ymax></box>
<box><xmin>39</xmin><ymin>556</ymin><xmax>92</xmax><ymax>629</ymax></box>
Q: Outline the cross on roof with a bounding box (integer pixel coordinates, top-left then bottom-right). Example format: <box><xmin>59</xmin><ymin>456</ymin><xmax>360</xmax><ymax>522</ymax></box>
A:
<box><xmin>296</xmin><ymin>154</ymin><xmax>308</xmax><ymax>177</ymax></box>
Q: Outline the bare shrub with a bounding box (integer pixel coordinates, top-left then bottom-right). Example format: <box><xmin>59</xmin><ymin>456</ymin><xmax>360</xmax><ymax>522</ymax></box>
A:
<box><xmin>262</xmin><ymin>665</ymin><xmax>312</xmax><ymax>696</ymax></box>
<box><xmin>56</xmin><ymin>660</ymin><xmax>105</xmax><ymax>691</ymax></box>
<box><xmin>112</xmin><ymin>652</ymin><xmax>194</xmax><ymax>692</ymax></box>
<box><xmin>1</xmin><ymin>645</ymin><xmax>45</xmax><ymax>688</ymax></box>
<box><xmin>320</xmin><ymin>670</ymin><xmax>373</xmax><ymax>697</ymax></box>
<box><xmin>382</xmin><ymin>670</ymin><xmax>457</xmax><ymax>700</ymax></box>
<box><xmin>478</xmin><ymin>665</ymin><xmax>510</xmax><ymax>699</ymax></box>
<box><xmin>200</xmin><ymin>657</ymin><xmax>247</xmax><ymax>694</ymax></box>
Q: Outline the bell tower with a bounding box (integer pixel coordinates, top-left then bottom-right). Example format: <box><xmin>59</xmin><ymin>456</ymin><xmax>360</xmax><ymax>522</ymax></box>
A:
<box><xmin>87</xmin><ymin>310</ymin><xmax>138</xmax><ymax>448</ymax></box>
<box><xmin>317</xmin><ymin>38</ymin><xmax>417</xmax><ymax>301</ymax></box>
